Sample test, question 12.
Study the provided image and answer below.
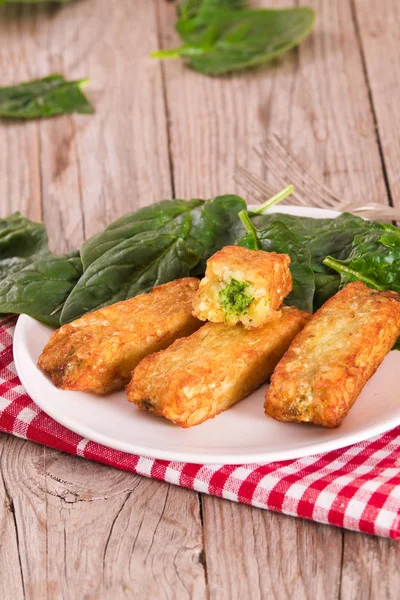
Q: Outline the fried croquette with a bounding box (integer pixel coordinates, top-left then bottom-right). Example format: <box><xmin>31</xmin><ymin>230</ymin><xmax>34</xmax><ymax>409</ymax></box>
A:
<box><xmin>192</xmin><ymin>245</ymin><xmax>292</xmax><ymax>328</ymax></box>
<box><xmin>38</xmin><ymin>278</ymin><xmax>202</xmax><ymax>394</ymax></box>
<box><xmin>127</xmin><ymin>306</ymin><xmax>310</xmax><ymax>427</ymax></box>
<box><xmin>265</xmin><ymin>282</ymin><xmax>400</xmax><ymax>428</ymax></box>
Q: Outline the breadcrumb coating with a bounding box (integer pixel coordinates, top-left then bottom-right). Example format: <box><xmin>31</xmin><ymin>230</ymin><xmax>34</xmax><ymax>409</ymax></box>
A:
<box><xmin>38</xmin><ymin>278</ymin><xmax>201</xmax><ymax>394</ymax></box>
<box><xmin>265</xmin><ymin>282</ymin><xmax>400</xmax><ymax>428</ymax></box>
<box><xmin>127</xmin><ymin>306</ymin><xmax>309</xmax><ymax>427</ymax></box>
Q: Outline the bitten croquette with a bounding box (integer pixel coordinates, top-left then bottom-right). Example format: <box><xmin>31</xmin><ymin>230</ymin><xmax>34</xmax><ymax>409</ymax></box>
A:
<box><xmin>192</xmin><ymin>245</ymin><xmax>292</xmax><ymax>328</ymax></box>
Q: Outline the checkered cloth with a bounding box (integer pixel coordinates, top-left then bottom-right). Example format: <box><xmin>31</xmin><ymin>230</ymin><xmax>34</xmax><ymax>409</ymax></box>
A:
<box><xmin>1</xmin><ymin>316</ymin><xmax>400</xmax><ymax>538</ymax></box>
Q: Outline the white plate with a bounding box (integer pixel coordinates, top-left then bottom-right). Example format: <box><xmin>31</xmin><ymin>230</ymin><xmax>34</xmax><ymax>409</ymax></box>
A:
<box><xmin>13</xmin><ymin>205</ymin><xmax>400</xmax><ymax>464</ymax></box>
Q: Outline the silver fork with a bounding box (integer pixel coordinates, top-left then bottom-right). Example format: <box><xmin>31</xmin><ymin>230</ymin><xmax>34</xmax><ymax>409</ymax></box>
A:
<box><xmin>234</xmin><ymin>135</ymin><xmax>400</xmax><ymax>221</ymax></box>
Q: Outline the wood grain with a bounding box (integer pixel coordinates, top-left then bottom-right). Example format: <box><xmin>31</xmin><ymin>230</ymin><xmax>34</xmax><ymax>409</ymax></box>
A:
<box><xmin>0</xmin><ymin>435</ymin><xmax>206</xmax><ymax>599</ymax></box>
<box><xmin>353</xmin><ymin>0</ymin><xmax>400</xmax><ymax>208</ymax></box>
<box><xmin>341</xmin><ymin>530</ymin><xmax>400</xmax><ymax>600</ymax></box>
<box><xmin>0</xmin><ymin>434</ymin><xmax>47</xmax><ymax>600</ymax></box>
<box><xmin>0</xmin><ymin>5</ymin><xmax>45</xmax><ymax>220</ymax></box>
<box><xmin>40</xmin><ymin>0</ymin><xmax>173</xmax><ymax>241</ymax></box>
<box><xmin>202</xmin><ymin>496</ymin><xmax>342</xmax><ymax>600</ymax></box>
<box><xmin>0</xmin><ymin>435</ymin><xmax>25</xmax><ymax>600</ymax></box>
<box><xmin>44</xmin><ymin>450</ymin><xmax>205</xmax><ymax>599</ymax></box>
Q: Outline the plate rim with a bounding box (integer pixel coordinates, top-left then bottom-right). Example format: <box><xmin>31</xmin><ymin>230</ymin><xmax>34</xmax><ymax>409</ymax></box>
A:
<box><xmin>12</xmin><ymin>204</ymin><xmax>400</xmax><ymax>464</ymax></box>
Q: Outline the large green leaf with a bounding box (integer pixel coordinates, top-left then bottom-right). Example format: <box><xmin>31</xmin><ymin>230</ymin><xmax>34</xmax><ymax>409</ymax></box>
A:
<box><xmin>153</xmin><ymin>7</ymin><xmax>316</xmax><ymax>76</ymax></box>
<box><xmin>323</xmin><ymin>229</ymin><xmax>400</xmax><ymax>293</ymax></box>
<box><xmin>178</xmin><ymin>0</ymin><xmax>246</xmax><ymax>20</ymax></box>
<box><xmin>0</xmin><ymin>212</ymin><xmax>49</xmax><ymax>280</ymax></box>
<box><xmin>0</xmin><ymin>252</ymin><xmax>83</xmax><ymax>326</ymax></box>
<box><xmin>0</xmin><ymin>74</ymin><xmax>93</xmax><ymax>119</ymax></box>
<box><xmin>60</xmin><ymin>195</ymin><xmax>246</xmax><ymax>323</ymax></box>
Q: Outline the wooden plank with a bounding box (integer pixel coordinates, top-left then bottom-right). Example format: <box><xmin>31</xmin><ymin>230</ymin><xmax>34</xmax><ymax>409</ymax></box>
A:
<box><xmin>0</xmin><ymin>435</ymin><xmax>25</xmax><ymax>600</ymax></box>
<box><xmin>0</xmin><ymin>434</ymin><xmax>47</xmax><ymax>600</ymax></box>
<box><xmin>0</xmin><ymin>4</ymin><xmax>45</xmax><ymax>220</ymax></box>
<box><xmin>202</xmin><ymin>497</ymin><xmax>342</xmax><ymax>600</ymax></box>
<box><xmin>44</xmin><ymin>449</ymin><xmax>206</xmax><ymax>599</ymax></box>
<box><xmin>340</xmin><ymin>531</ymin><xmax>400</xmax><ymax>600</ymax></box>
<box><xmin>39</xmin><ymin>0</ymin><xmax>174</xmax><ymax>242</ymax></box>
<box><xmin>352</xmin><ymin>0</ymin><xmax>400</xmax><ymax>207</ymax></box>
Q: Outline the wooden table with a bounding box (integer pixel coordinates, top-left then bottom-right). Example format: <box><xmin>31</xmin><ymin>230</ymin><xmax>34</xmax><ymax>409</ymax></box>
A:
<box><xmin>1</xmin><ymin>1</ymin><xmax>400</xmax><ymax>598</ymax></box>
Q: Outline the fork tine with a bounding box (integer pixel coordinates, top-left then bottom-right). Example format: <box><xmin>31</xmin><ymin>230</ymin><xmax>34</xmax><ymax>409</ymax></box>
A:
<box><xmin>233</xmin><ymin>164</ymin><xmax>277</xmax><ymax>204</ymax></box>
<box><xmin>234</xmin><ymin>162</ymin><xmax>309</xmax><ymax>207</ymax></box>
<box><xmin>255</xmin><ymin>142</ymin><xmax>321</xmax><ymax>207</ymax></box>
<box><xmin>234</xmin><ymin>135</ymin><xmax>346</xmax><ymax>211</ymax></box>
<box><xmin>253</xmin><ymin>143</ymin><xmax>318</xmax><ymax>207</ymax></box>
<box><xmin>235</xmin><ymin>164</ymin><xmax>276</xmax><ymax>196</ymax></box>
<box><xmin>275</xmin><ymin>135</ymin><xmax>342</xmax><ymax>206</ymax></box>
<box><xmin>256</xmin><ymin>136</ymin><xmax>343</xmax><ymax>209</ymax></box>
<box><xmin>256</xmin><ymin>136</ymin><xmax>326</xmax><ymax>203</ymax></box>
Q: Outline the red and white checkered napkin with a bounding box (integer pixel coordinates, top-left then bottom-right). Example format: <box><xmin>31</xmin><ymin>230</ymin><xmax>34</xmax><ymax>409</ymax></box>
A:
<box><xmin>1</xmin><ymin>317</ymin><xmax>400</xmax><ymax>538</ymax></box>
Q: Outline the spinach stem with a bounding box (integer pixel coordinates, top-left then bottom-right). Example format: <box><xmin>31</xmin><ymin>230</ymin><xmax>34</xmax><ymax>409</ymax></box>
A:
<box><xmin>151</xmin><ymin>48</ymin><xmax>183</xmax><ymax>59</ymax></box>
<box><xmin>323</xmin><ymin>256</ymin><xmax>386</xmax><ymax>291</ymax></box>
<box><xmin>251</xmin><ymin>184</ymin><xmax>295</xmax><ymax>215</ymax></box>
<box><xmin>78</xmin><ymin>77</ymin><xmax>90</xmax><ymax>90</ymax></box>
<box><xmin>238</xmin><ymin>210</ymin><xmax>260</xmax><ymax>250</ymax></box>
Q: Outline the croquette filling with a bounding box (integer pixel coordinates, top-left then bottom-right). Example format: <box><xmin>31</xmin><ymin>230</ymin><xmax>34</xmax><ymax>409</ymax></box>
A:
<box><xmin>218</xmin><ymin>279</ymin><xmax>254</xmax><ymax>318</ymax></box>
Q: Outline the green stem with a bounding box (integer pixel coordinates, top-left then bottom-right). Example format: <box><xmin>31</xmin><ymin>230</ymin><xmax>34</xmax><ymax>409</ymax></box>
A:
<box><xmin>323</xmin><ymin>256</ymin><xmax>386</xmax><ymax>291</ymax></box>
<box><xmin>78</xmin><ymin>77</ymin><xmax>90</xmax><ymax>90</ymax></box>
<box><xmin>151</xmin><ymin>48</ymin><xmax>183</xmax><ymax>60</ymax></box>
<box><xmin>238</xmin><ymin>210</ymin><xmax>260</xmax><ymax>250</ymax></box>
<box><xmin>251</xmin><ymin>184</ymin><xmax>295</xmax><ymax>215</ymax></box>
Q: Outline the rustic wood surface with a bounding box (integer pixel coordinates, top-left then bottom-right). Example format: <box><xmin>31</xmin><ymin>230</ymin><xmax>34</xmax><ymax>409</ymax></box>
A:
<box><xmin>0</xmin><ymin>0</ymin><xmax>399</xmax><ymax>598</ymax></box>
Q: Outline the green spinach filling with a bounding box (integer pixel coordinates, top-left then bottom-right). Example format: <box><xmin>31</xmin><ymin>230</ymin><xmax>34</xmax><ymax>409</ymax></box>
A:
<box><xmin>218</xmin><ymin>279</ymin><xmax>253</xmax><ymax>318</ymax></box>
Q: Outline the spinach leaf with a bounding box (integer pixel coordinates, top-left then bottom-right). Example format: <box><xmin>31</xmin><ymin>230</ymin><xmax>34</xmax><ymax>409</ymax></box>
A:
<box><xmin>306</xmin><ymin>215</ymin><xmax>385</xmax><ymax>271</ymax></box>
<box><xmin>60</xmin><ymin>195</ymin><xmax>246</xmax><ymax>324</ymax></box>
<box><xmin>81</xmin><ymin>199</ymin><xmax>203</xmax><ymax>269</ymax></box>
<box><xmin>0</xmin><ymin>212</ymin><xmax>50</xmax><ymax>280</ymax></box>
<box><xmin>324</xmin><ymin>229</ymin><xmax>400</xmax><ymax>350</ymax></box>
<box><xmin>254</xmin><ymin>211</ymin><xmax>386</xmax><ymax>310</ymax></box>
<box><xmin>254</xmin><ymin>213</ymin><xmax>334</xmax><ymax>239</ymax></box>
<box><xmin>323</xmin><ymin>229</ymin><xmax>400</xmax><ymax>293</ymax></box>
<box><xmin>178</xmin><ymin>0</ymin><xmax>246</xmax><ymax>19</ymax></box>
<box><xmin>61</xmin><ymin>234</ymin><xmax>199</xmax><ymax>325</ymax></box>
<box><xmin>153</xmin><ymin>6</ymin><xmax>316</xmax><ymax>76</ymax></box>
<box><xmin>255</xmin><ymin>212</ymin><xmax>377</xmax><ymax>255</ymax></box>
<box><xmin>0</xmin><ymin>212</ymin><xmax>82</xmax><ymax>325</ymax></box>
<box><xmin>313</xmin><ymin>272</ymin><xmax>340</xmax><ymax>310</ymax></box>
<box><xmin>81</xmin><ymin>195</ymin><xmax>245</xmax><ymax>271</ymax></box>
<box><xmin>0</xmin><ymin>74</ymin><xmax>93</xmax><ymax>119</ymax></box>
<box><xmin>0</xmin><ymin>251</ymin><xmax>83</xmax><ymax>326</ymax></box>
<box><xmin>237</xmin><ymin>212</ymin><xmax>315</xmax><ymax>312</ymax></box>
